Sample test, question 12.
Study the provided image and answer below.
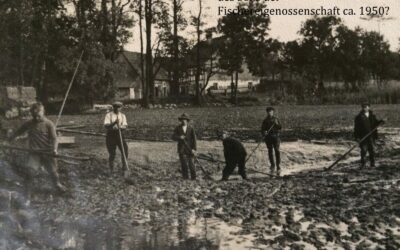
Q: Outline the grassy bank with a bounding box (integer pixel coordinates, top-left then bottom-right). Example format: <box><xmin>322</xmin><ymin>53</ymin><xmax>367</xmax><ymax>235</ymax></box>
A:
<box><xmin>55</xmin><ymin>104</ymin><xmax>400</xmax><ymax>141</ymax></box>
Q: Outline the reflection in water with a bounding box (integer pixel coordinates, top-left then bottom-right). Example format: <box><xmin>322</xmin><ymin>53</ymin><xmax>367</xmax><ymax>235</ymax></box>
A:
<box><xmin>44</xmin><ymin>211</ymin><xmax>224</xmax><ymax>249</ymax></box>
<box><xmin>1</xmin><ymin>158</ymin><xmax>251</xmax><ymax>249</ymax></box>
<box><xmin>117</xmin><ymin>212</ymin><xmax>219</xmax><ymax>250</ymax></box>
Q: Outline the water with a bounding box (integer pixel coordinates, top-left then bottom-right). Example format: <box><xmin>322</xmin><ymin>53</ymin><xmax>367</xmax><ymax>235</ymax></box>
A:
<box><xmin>38</xmin><ymin>211</ymin><xmax>255</xmax><ymax>250</ymax></box>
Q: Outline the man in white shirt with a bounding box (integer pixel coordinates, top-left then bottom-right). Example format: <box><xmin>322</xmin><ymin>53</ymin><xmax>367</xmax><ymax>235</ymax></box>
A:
<box><xmin>104</xmin><ymin>101</ymin><xmax>128</xmax><ymax>173</ymax></box>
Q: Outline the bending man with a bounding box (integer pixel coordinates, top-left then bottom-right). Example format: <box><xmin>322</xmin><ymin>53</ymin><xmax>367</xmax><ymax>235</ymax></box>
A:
<box><xmin>220</xmin><ymin>130</ymin><xmax>247</xmax><ymax>181</ymax></box>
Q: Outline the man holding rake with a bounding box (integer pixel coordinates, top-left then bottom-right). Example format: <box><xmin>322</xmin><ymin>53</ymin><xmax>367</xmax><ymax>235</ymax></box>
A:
<box><xmin>261</xmin><ymin>107</ymin><xmax>282</xmax><ymax>176</ymax></box>
<box><xmin>172</xmin><ymin>113</ymin><xmax>197</xmax><ymax>180</ymax></box>
<box><xmin>104</xmin><ymin>101</ymin><xmax>128</xmax><ymax>174</ymax></box>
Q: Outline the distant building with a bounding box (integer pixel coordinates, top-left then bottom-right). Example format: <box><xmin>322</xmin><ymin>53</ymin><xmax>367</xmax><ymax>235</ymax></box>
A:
<box><xmin>115</xmin><ymin>51</ymin><xmax>171</xmax><ymax>100</ymax></box>
<box><xmin>184</xmin><ymin>36</ymin><xmax>261</xmax><ymax>95</ymax></box>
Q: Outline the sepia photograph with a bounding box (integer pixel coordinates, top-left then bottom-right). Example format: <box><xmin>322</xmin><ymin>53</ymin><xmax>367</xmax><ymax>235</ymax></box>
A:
<box><xmin>0</xmin><ymin>0</ymin><xmax>400</xmax><ymax>249</ymax></box>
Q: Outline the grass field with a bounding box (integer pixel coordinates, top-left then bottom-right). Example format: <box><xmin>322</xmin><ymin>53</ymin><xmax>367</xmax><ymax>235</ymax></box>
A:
<box><xmin>56</xmin><ymin>104</ymin><xmax>400</xmax><ymax>141</ymax></box>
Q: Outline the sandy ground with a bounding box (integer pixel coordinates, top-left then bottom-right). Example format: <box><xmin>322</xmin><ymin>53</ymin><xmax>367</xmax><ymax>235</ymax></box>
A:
<box><xmin>77</xmin><ymin>136</ymin><xmax>356</xmax><ymax>178</ymax></box>
<box><xmin>1</xmin><ymin>128</ymin><xmax>400</xmax><ymax>249</ymax></box>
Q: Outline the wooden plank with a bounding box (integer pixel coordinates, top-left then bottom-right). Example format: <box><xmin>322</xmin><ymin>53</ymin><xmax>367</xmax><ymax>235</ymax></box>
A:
<box><xmin>0</xmin><ymin>145</ymin><xmax>91</xmax><ymax>161</ymax></box>
<box><xmin>57</xmin><ymin>136</ymin><xmax>75</xmax><ymax>145</ymax></box>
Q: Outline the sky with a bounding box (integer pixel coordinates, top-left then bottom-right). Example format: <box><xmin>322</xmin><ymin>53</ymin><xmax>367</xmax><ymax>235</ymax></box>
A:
<box><xmin>124</xmin><ymin>0</ymin><xmax>400</xmax><ymax>52</ymax></box>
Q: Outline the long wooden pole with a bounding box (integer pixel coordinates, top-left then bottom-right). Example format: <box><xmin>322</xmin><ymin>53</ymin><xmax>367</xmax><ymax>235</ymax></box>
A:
<box><xmin>245</xmin><ymin>123</ymin><xmax>275</xmax><ymax>164</ymax></box>
<box><xmin>58</xmin><ymin>128</ymin><xmax>106</xmax><ymax>137</ymax></box>
<box><xmin>55</xmin><ymin>51</ymin><xmax>84</xmax><ymax>128</ymax></box>
<box><xmin>0</xmin><ymin>145</ymin><xmax>91</xmax><ymax>161</ymax></box>
<box><xmin>117</xmin><ymin>126</ymin><xmax>130</xmax><ymax>172</ymax></box>
<box><xmin>325</xmin><ymin>121</ymin><xmax>383</xmax><ymax>171</ymax></box>
<box><xmin>181</xmin><ymin>140</ymin><xmax>213</xmax><ymax>180</ymax></box>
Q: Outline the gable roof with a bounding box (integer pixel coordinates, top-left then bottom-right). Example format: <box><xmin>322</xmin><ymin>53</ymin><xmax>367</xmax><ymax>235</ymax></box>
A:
<box><xmin>117</xmin><ymin>51</ymin><xmax>171</xmax><ymax>86</ymax></box>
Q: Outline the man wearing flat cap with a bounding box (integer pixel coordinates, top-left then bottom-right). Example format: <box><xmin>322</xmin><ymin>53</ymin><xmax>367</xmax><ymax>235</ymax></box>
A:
<box><xmin>172</xmin><ymin>113</ymin><xmax>197</xmax><ymax>180</ymax></box>
<box><xmin>104</xmin><ymin>101</ymin><xmax>128</xmax><ymax>173</ymax></box>
<box><xmin>354</xmin><ymin>102</ymin><xmax>384</xmax><ymax>168</ymax></box>
<box><xmin>261</xmin><ymin>107</ymin><xmax>282</xmax><ymax>175</ymax></box>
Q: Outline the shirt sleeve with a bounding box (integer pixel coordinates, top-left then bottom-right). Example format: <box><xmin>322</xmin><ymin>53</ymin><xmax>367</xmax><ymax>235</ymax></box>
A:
<box><xmin>10</xmin><ymin>121</ymin><xmax>31</xmax><ymax>140</ymax></box>
<box><xmin>354</xmin><ymin>117</ymin><xmax>360</xmax><ymax>139</ymax></box>
<box><xmin>275</xmin><ymin>118</ymin><xmax>282</xmax><ymax>130</ymax></box>
<box><xmin>104</xmin><ymin>113</ymin><xmax>111</xmax><ymax>125</ymax></box>
<box><xmin>172</xmin><ymin>126</ymin><xmax>180</xmax><ymax>141</ymax></box>
<box><xmin>121</xmin><ymin>114</ymin><xmax>128</xmax><ymax>128</ymax></box>
<box><xmin>192</xmin><ymin>128</ymin><xmax>197</xmax><ymax>150</ymax></box>
<box><xmin>47</xmin><ymin>120</ymin><xmax>58</xmax><ymax>151</ymax></box>
<box><xmin>261</xmin><ymin>119</ymin><xmax>266</xmax><ymax>134</ymax></box>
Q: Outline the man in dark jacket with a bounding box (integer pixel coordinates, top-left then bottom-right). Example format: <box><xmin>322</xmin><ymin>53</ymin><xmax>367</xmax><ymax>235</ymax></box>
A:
<box><xmin>219</xmin><ymin>130</ymin><xmax>247</xmax><ymax>181</ymax></box>
<box><xmin>354</xmin><ymin>103</ymin><xmax>383</xmax><ymax>168</ymax></box>
<box><xmin>261</xmin><ymin>107</ymin><xmax>282</xmax><ymax>175</ymax></box>
<box><xmin>172</xmin><ymin>113</ymin><xmax>197</xmax><ymax>180</ymax></box>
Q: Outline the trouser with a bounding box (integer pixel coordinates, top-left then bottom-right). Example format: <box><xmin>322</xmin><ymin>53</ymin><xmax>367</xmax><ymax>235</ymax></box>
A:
<box><xmin>265</xmin><ymin>136</ymin><xmax>281</xmax><ymax>171</ymax></box>
<box><xmin>179</xmin><ymin>154</ymin><xmax>196</xmax><ymax>180</ymax></box>
<box><xmin>27</xmin><ymin>153</ymin><xmax>61</xmax><ymax>189</ymax></box>
<box><xmin>106</xmin><ymin>131</ymin><xmax>128</xmax><ymax>170</ymax></box>
<box><xmin>222</xmin><ymin>154</ymin><xmax>247</xmax><ymax>180</ymax></box>
<box><xmin>360</xmin><ymin>138</ymin><xmax>375</xmax><ymax>167</ymax></box>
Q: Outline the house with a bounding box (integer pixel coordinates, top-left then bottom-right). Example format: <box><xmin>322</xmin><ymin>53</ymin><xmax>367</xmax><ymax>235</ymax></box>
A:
<box><xmin>115</xmin><ymin>51</ymin><xmax>171</xmax><ymax>100</ymax></box>
<box><xmin>184</xmin><ymin>36</ymin><xmax>261</xmax><ymax>95</ymax></box>
<box><xmin>115</xmin><ymin>51</ymin><xmax>142</xmax><ymax>100</ymax></box>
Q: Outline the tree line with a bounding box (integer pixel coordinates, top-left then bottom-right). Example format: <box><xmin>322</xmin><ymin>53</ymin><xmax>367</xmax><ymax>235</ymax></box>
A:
<box><xmin>0</xmin><ymin>1</ymin><xmax>399</xmax><ymax>107</ymax></box>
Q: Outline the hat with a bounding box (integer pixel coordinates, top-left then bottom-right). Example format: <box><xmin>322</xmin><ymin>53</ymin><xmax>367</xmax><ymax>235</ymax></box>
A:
<box><xmin>178</xmin><ymin>113</ymin><xmax>190</xmax><ymax>121</ymax></box>
<box><xmin>361</xmin><ymin>102</ymin><xmax>370</xmax><ymax>107</ymax></box>
<box><xmin>215</xmin><ymin>129</ymin><xmax>226</xmax><ymax>137</ymax></box>
<box><xmin>266</xmin><ymin>106</ymin><xmax>275</xmax><ymax>112</ymax></box>
<box><xmin>112</xmin><ymin>101</ymin><xmax>123</xmax><ymax>107</ymax></box>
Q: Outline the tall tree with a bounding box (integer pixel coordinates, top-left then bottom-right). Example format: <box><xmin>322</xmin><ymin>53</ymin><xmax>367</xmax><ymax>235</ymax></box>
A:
<box><xmin>360</xmin><ymin>31</ymin><xmax>394</xmax><ymax>88</ymax></box>
<box><xmin>133</xmin><ymin>0</ymin><xmax>146</xmax><ymax>101</ymax></box>
<box><xmin>218</xmin><ymin>1</ymin><xmax>270</xmax><ymax>104</ymax></box>
<box><xmin>298</xmin><ymin>16</ymin><xmax>342</xmax><ymax>95</ymax></box>
<box><xmin>190</xmin><ymin>0</ymin><xmax>207</xmax><ymax>104</ymax></box>
<box><xmin>335</xmin><ymin>25</ymin><xmax>366</xmax><ymax>91</ymax></box>
<box><xmin>170</xmin><ymin>0</ymin><xmax>186</xmax><ymax>96</ymax></box>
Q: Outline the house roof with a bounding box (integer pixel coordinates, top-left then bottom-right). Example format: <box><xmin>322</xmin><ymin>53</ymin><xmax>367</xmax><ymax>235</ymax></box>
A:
<box><xmin>185</xmin><ymin>36</ymin><xmax>226</xmax><ymax>68</ymax></box>
<box><xmin>116</xmin><ymin>51</ymin><xmax>170</xmax><ymax>88</ymax></box>
<box><xmin>115</xmin><ymin>52</ymin><xmax>141</xmax><ymax>88</ymax></box>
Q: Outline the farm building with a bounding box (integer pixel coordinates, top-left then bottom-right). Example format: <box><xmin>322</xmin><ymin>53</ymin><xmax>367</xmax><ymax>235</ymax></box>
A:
<box><xmin>115</xmin><ymin>51</ymin><xmax>171</xmax><ymax>100</ymax></box>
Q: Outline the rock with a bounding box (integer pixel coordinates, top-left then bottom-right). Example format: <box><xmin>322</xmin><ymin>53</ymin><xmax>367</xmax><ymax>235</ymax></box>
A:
<box><xmin>356</xmin><ymin>239</ymin><xmax>374</xmax><ymax>250</ymax></box>
<box><xmin>290</xmin><ymin>242</ymin><xmax>305</xmax><ymax>250</ymax></box>
<box><xmin>283</xmin><ymin>230</ymin><xmax>302</xmax><ymax>242</ymax></box>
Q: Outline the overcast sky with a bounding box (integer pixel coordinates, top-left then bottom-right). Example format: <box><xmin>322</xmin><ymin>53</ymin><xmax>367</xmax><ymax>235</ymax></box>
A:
<box><xmin>124</xmin><ymin>0</ymin><xmax>400</xmax><ymax>52</ymax></box>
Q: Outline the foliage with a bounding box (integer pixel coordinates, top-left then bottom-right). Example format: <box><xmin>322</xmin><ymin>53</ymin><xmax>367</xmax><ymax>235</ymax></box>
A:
<box><xmin>0</xmin><ymin>0</ymin><xmax>135</xmax><ymax>105</ymax></box>
<box><xmin>218</xmin><ymin>1</ymin><xmax>271</xmax><ymax>104</ymax></box>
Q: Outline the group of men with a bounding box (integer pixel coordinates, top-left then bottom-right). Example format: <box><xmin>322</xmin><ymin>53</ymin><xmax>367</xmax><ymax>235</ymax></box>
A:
<box><xmin>4</xmin><ymin>101</ymin><xmax>382</xmax><ymax>193</ymax></box>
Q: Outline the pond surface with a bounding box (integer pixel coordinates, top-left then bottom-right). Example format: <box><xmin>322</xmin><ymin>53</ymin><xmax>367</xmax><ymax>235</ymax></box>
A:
<box><xmin>38</xmin><ymin>212</ymin><xmax>255</xmax><ymax>250</ymax></box>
